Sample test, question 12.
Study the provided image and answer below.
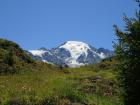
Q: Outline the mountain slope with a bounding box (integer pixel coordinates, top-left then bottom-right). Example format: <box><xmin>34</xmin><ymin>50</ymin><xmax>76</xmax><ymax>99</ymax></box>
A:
<box><xmin>0</xmin><ymin>39</ymin><xmax>34</xmax><ymax>74</ymax></box>
<box><xmin>29</xmin><ymin>41</ymin><xmax>114</xmax><ymax>67</ymax></box>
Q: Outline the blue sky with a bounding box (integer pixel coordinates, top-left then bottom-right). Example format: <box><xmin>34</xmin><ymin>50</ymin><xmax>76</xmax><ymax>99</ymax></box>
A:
<box><xmin>0</xmin><ymin>0</ymin><xmax>138</xmax><ymax>50</ymax></box>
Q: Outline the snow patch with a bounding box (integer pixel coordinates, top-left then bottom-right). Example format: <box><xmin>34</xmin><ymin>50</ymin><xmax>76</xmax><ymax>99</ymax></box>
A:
<box><xmin>29</xmin><ymin>50</ymin><xmax>46</xmax><ymax>57</ymax></box>
<box><xmin>60</xmin><ymin>41</ymin><xmax>90</xmax><ymax>58</ymax></box>
<box><xmin>59</xmin><ymin>41</ymin><xmax>91</xmax><ymax>66</ymax></box>
<box><xmin>98</xmin><ymin>52</ymin><xmax>106</xmax><ymax>59</ymax></box>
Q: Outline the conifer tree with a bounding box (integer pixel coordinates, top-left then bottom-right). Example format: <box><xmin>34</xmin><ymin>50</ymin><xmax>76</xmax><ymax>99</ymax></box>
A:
<box><xmin>114</xmin><ymin>1</ymin><xmax>140</xmax><ymax>105</ymax></box>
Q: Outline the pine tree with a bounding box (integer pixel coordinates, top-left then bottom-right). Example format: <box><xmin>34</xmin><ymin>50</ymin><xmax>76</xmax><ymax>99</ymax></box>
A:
<box><xmin>114</xmin><ymin>1</ymin><xmax>140</xmax><ymax>105</ymax></box>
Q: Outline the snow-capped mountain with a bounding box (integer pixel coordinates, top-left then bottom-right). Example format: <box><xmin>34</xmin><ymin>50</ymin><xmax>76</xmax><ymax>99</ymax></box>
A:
<box><xmin>28</xmin><ymin>41</ymin><xmax>114</xmax><ymax>67</ymax></box>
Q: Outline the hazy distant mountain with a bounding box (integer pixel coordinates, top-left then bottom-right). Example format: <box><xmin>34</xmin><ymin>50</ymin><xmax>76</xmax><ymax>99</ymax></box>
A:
<box><xmin>28</xmin><ymin>41</ymin><xmax>114</xmax><ymax>67</ymax></box>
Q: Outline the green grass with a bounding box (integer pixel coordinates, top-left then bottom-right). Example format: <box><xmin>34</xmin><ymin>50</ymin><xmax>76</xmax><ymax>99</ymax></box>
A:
<box><xmin>0</xmin><ymin>38</ymin><xmax>123</xmax><ymax>105</ymax></box>
<box><xmin>0</xmin><ymin>64</ymin><xmax>122</xmax><ymax>105</ymax></box>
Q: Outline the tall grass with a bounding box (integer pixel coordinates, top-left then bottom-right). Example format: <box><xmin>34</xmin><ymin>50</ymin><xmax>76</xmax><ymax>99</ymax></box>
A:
<box><xmin>0</xmin><ymin>63</ymin><xmax>122</xmax><ymax>105</ymax></box>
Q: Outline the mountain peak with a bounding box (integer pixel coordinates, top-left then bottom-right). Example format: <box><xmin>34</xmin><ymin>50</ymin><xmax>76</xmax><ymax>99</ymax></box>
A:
<box><xmin>29</xmin><ymin>41</ymin><xmax>114</xmax><ymax>67</ymax></box>
<box><xmin>39</xmin><ymin>47</ymin><xmax>48</xmax><ymax>51</ymax></box>
<box><xmin>61</xmin><ymin>41</ymin><xmax>90</xmax><ymax>48</ymax></box>
<box><xmin>59</xmin><ymin>41</ymin><xmax>91</xmax><ymax>52</ymax></box>
<box><xmin>59</xmin><ymin>41</ymin><xmax>90</xmax><ymax>59</ymax></box>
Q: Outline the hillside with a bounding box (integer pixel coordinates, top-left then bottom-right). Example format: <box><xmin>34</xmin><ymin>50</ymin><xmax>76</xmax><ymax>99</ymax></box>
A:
<box><xmin>0</xmin><ymin>39</ymin><xmax>34</xmax><ymax>74</ymax></box>
<box><xmin>0</xmin><ymin>39</ymin><xmax>122</xmax><ymax>105</ymax></box>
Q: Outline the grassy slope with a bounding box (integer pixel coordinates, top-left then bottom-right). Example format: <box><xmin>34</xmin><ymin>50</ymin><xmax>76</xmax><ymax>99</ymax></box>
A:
<box><xmin>0</xmin><ymin>39</ymin><xmax>122</xmax><ymax>105</ymax></box>
<box><xmin>0</xmin><ymin>39</ymin><xmax>34</xmax><ymax>74</ymax></box>
<box><xmin>0</xmin><ymin>61</ymin><xmax>122</xmax><ymax>105</ymax></box>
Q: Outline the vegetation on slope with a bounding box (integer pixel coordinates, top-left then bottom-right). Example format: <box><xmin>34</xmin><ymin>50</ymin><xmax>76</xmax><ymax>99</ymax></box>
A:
<box><xmin>0</xmin><ymin>38</ymin><xmax>122</xmax><ymax>105</ymax></box>
<box><xmin>0</xmin><ymin>66</ymin><xmax>122</xmax><ymax>105</ymax></box>
<box><xmin>0</xmin><ymin>39</ymin><xmax>35</xmax><ymax>74</ymax></box>
<box><xmin>114</xmin><ymin>1</ymin><xmax>140</xmax><ymax>104</ymax></box>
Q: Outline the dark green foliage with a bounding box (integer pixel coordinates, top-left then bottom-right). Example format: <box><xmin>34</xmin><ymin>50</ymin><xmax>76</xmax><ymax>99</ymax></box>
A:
<box><xmin>6</xmin><ymin>96</ymin><xmax>57</xmax><ymax>105</ymax></box>
<box><xmin>4</xmin><ymin>50</ymin><xmax>15</xmax><ymax>66</ymax></box>
<box><xmin>0</xmin><ymin>39</ymin><xmax>34</xmax><ymax>74</ymax></box>
<box><xmin>7</xmin><ymin>98</ymin><xmax>28</xmax><ymax>105</ymax></box>
<box><xmin>0</xmin><ymin>39</ymin><xmax>20</xmax><ymax>50</ymax></box>
<box><xmin>39</xmin><ymin>97</ymin><xmax>57</xmax><ymax>105</ymax></box>
<box><xmin>114</xmin><ymin>1</ymin><xmax>140</xmax><ymax>105</ymax></box>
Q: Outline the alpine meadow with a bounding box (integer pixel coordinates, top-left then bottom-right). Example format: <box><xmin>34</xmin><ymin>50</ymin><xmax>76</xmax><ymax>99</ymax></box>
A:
<box><xmin>0</xmin><ymin>0</ymin><xmax>140</xmax><ymax>105</ymax></box>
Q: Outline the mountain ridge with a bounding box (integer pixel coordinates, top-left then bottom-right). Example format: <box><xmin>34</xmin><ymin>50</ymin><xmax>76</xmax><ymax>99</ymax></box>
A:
<box><xmin>29</xmin><ymin>41</ymin><xmax>114</xmax><ymax>67</ymax></box>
